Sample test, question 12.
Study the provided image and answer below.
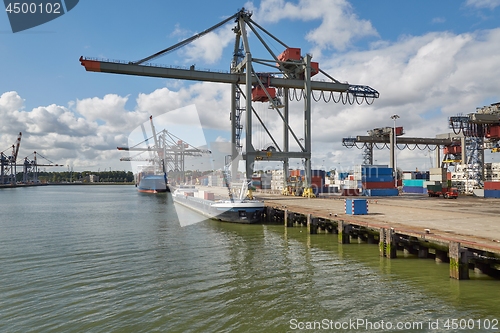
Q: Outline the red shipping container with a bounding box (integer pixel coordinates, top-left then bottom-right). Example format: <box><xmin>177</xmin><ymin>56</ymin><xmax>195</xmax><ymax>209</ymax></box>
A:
<box><xmin>290</xmin><ymin>169</ymin><xmax>301</xmax><ymax>177</ymax></box>
<box><xmin>486</xmin><ymin>125</ymin><xmax>500</xmax><ymax>139</ymax></box>
<box><xmin>484</xmin><ymin>181</ymin><xmax>500</xmax><ymax>190</ymax></box>
<box><xmin>342</xmin><ymin>189</ymin><xmax>359</xmax><ymax>196</ymax></box>
<box><xmin>362</xmin><ymin>181</ymin><xmax>395</xmax><ymax>189</ymax></box>
<box><xmin>204</xmin><ymin>192</ymin><xmax>215</xmax><ymax>200</ymax></box>
<box><xmin>447</xmin><ymin>172</ymin><xmax>452</xmax><ymax>180</ymax></box>
<box><xmin>348</xmin><ymin>175</ymin><xmax>354</xmax><ymax>181</ymax></box>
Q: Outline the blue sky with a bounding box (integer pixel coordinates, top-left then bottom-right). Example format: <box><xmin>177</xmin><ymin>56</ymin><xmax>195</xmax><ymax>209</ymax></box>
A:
<box><xmin>1</xmin><ymin>0</ymin><xmax>500</xmax><ymax>172</ymax></box>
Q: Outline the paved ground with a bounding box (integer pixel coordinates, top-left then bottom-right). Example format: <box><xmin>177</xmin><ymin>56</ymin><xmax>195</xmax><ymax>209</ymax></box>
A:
<box><xmin>197</xmin><ymin>186</ymin><xmax>500</xmax><ymax>251</ymax></box>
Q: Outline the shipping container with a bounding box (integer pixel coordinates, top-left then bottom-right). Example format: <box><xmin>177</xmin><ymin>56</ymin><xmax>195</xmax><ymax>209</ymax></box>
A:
<box><xmin>403</xmin><ymin>186</ymin><xmax>426</xmax><ymax>194</ymax></box>
<box><xmin>484</xmin><ymin>181</ymin><xmax>500</xmax><ymax>190</ymax></box>
<box><xmin>338</xmin><ymin>172</ymin><xmax>349</xmax><ymax>180</ymax></box>
<box><xmin>362</xmin><ymin>181</ymin><xmax>396</xmax><ymax>189</ymax></box>
<box><xmin>362</xmin><ymin>175</ymin><xmax>394</xmax><ymax>183</ymax></box>
<box><xmin>426</xmin><ymin>184</ymin><xmax>443</xmax><ymax>192</ymax></box>
<box><xmin>311</xmin><ymin>169</ymin><xmax>326</xmax><ymax>177</ymax></box>
<box><xmin>402</xmin><ymin>179</ymin><xmax>425</xmax><ymax>187</ymax></box>
<box><xmin>402</xmin><ymin>172</ymin><xmax>415</xmax><ymax>180</ymax></box>
<box><xmin>484</xmin><ymin>189</ymin><xmax>500</xmax><ymax>198</ymax></box>
<box><xmin>341</xmin><ymin>189</ymin><xmax>360</xmax><ymax>196</ymax></box>
<box><xmin>365</xmin><ymin>188</ymin><xmax>399</xmax><ymax>196</ymax></box>
<box><xmin>345</xmin><ymin>198</ymin><xmax>368</xmax><ymax>215</ymax></box>
<box><xmin>204</xmin><ymin>192</ymin><xmax>215</xmax><ymax>200</ymax></box>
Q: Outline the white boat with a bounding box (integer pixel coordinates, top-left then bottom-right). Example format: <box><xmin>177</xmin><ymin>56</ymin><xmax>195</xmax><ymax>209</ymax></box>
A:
<box><xmin>172</xmin><ymin>184</ymin><xmax>265</xmax><ymax>223</ymax></box>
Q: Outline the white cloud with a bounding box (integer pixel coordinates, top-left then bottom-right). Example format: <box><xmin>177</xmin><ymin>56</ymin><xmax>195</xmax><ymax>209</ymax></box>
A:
<box><xmin>246</xmin><ymin>0</ymin><xmax>378</xmax><ymax>51</ymax></box>
<box><xmin>466</xmin><ymin>0</ymin><xmax>500</xmax><ymax>9</ymax></box>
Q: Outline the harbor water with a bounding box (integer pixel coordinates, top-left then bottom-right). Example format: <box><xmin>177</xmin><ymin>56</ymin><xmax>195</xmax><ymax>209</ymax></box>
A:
<box><xmin>1</xmin><ymin>185</ymin><xmax>499</xmax><ymax>332</ymax></box>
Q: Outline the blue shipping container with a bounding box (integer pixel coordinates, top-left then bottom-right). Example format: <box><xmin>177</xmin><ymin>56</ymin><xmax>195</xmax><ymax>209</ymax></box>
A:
<box><xmin>345</xmin><ymin>198</ymin><xmax>368</xmax><ymax>215</ymax></box>
<box><xmin>361</xmin><ymin>167</ymin><xmax>393</xmax><ymax>176</ymax></box>
<box><xmin>362</xmin><ymin>175</ymin><xmax>394</xmax><ymax>182</ymax></box>
<box><xmin>365</xmin><ymin>188</ymin><xmax>399</xmax><ymax>196</ymax></box>
<box><xmin>403</xmin><ymin>186</ymin><xmax>426</xmax><ymax>194</ymax></box>
<box><xmin>338</xmin><ymin>172</ymin><xmax>349</xmax><ymax>180</ymax></box>
<box><xmin>311</xmin><ymin>170</ymin><xmax>326</xmax><ymax>177</ymax></box>
<box><xmin>484</xmin><ymin>190</ymin><xmax>500</xmax><ymax>198</ymax></box>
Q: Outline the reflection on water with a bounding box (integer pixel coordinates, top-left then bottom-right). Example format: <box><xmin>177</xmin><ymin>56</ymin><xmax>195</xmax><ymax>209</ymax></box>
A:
<box><xmin>0</xmin><ymin>185</ymin><xmax>498</xmax><ymax>333</ymax></box>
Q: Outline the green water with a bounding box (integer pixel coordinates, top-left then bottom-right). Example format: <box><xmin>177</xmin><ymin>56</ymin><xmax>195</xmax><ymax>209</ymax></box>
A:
<box><xmin>0</xmin><ymin>185</ymin><xmax>499</xmax><ymax>332</ymax></box>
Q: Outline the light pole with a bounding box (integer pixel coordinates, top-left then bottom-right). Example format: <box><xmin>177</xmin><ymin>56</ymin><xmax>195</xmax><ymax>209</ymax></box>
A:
<box><xmin>391</xmin><ymin>114</ymin><xmax>400</xmax><ymax>188</ymax></box>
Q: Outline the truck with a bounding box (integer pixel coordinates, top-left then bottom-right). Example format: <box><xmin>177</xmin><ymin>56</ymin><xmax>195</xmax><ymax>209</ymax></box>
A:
<box><xmin>427</xmin><ymin>184</ymin><xmax>458</xmax><ymax>199</ymax></box>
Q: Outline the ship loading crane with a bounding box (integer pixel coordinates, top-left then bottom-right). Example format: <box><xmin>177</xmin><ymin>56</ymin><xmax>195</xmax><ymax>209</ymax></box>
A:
<box><xmin>80</xmin><ymin>8</ymin><xmax>379</xmax><ymax>196</ymax></box>
<box><xmin>342</xmin><ymin>127</ymin><xmax>462</xmax><ymax>172</ymax></box>
<box><xmin>1</xmin><ymin>132</ymin><xmax>22</xmax><ymax>185</ymax></box>
<box><xmin>449</xmin><ymin>102</ymin><xmax>500</xmax><ymax>188</ymax></box>
<box><xmin>17</xmin><ymin>151</ymin><xmax>63</xmax><ymax>183</ymax></box>
<box><xmin>117</xmin><ymin>116</ymin><xmax>211</xmax><ymax>184</ymax></box>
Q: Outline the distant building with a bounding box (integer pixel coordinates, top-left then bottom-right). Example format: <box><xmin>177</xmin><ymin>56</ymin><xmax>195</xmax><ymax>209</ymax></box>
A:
<box><xmin>89</xmin><ymin>174</ymin><xmax>99</xmax><ymax>183</ymax></box>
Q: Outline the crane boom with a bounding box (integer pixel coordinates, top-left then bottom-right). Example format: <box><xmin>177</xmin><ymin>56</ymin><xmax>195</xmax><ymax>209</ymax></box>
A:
<box><xmin>13</xmin><ymin>132</ymin><xmax>22</xmax><ymax>161</ymax></box>
<box><xmin>79</xmin><ymin>57</ymin><xmax>360</xmax><ymax>93</ymax></box>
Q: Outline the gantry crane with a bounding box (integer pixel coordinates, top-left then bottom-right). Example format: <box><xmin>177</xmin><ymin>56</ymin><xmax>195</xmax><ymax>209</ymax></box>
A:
<box><xmin>342</xmin><ymin>127</ymin><xmax>461</xmax><ymax>170</ymax></box>
<box><xmin>18</xmin><ymin>151</ymin><xmax>63</xmax><ymax>183</ymax></box>
<box><xmin>1</xmin><ymin>132</ymin><xmax>22</xmax><ymax>185</ymax></box>
<box><xmin>449</xmin><ymin>102</ymin><xmax>500</xmax><ymax>187</ymax></box>
<box><xmin>117</xmin><ymin>116</ymin><xmax>211</xmax><ymax>184</ymax></box>
<box><xmin>80</xmin><ymin>8</ymin><xmax>379</xmax><ymax>196</ymax></box>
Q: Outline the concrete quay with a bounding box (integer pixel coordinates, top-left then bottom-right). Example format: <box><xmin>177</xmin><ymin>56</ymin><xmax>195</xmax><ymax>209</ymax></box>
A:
<box><xmin>257</xmin><ymin>192</ymin><xmax>500</xmax><ymax>280</ymax></box>
<box><xmin>193</xmin><ymin>186</ymin><xmax>500</xmax><ymax>279</ymax></box>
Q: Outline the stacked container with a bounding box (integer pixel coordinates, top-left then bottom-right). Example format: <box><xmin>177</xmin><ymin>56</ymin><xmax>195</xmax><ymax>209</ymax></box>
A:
<box><xmin>261</xmin><ymin>172</ymin><xmax>272</xmax><ymax>190</ymax></box>
<box><xmin>402</xmin><ymin>179</ymin><xmax>426</xmax><ymax>194</ymax></box>
<box><xmin>355</xmin><ymin>165</ymin><xmax>398</xmax><ymax>196</ymax></box>
<box><xmin>251</xmin><ymin>175</ymin><xmax>262</xmax><ymax>189</ymax></box>
<box><xmin>429</xmin><ymin>168</ymin><xmax>447</xmax><ymax>182</ymax></box>
<box><xmin>484</xmin><ymin>181</ymin><xmax>500</xmax><ymax>198</ymax></box>
<box><xmin>310</xmin><ymin>170</ymin><xmax>326</xmax><ymax>195</ymax></box>
<box><xmin>485</xmin><ymin>162</ymin><xmax>500</xmax><ymax>181</ymax></box>
<box><xmin>271</xmin><ymin>169</ymin><xmax>285</xmax><ymax>192</ymax></box>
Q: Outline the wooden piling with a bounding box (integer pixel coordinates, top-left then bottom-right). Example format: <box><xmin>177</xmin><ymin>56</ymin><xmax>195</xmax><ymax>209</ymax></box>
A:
<box><xmin>449</xmin><ymin>241</ymin><xmax>469</xmax><ymax>280</ymax></box>
<box><xmin>418</xmin><ymin>246</ymin><xmax>429</xmax><ymax>259</ymax></box>
<box><xmin>337</xmin><ymin>220</ymin><xmax>350</xmax><ymax>244</ymax></box>
<box><xmin>379</xmin><ymin>228</ymin><xmax>397</xmax><ymax>258</ymax></box>
<box><xmin>284</xmin><ymin>209</ymin><xmax>293</xmax><ymax>227</ymax></box>
<box><xmin>307</xmin><ymin>214</ymin><xmax>318</xmax><ymax>234</ymax></box>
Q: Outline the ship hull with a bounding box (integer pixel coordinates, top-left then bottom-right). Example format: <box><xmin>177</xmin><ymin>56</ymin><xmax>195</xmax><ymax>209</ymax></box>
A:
<box><xmin>136</xmin><ymin>174</ymin><xmax>168</xmax><ymax>193</ymax></box>
<box><xmin>173</xmin><ymin>190</ymin><xmax>265</xmax><ymax>224</ymax></box>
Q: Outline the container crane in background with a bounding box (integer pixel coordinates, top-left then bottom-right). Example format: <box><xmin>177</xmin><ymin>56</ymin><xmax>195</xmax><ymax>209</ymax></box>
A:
<box><xmin>449</xmin><ymin>102</ymin><xmax>500</xmax><ymax>188</ymax></box>
<box><xmin>18</xmin><ymin>151</ymin><xmax>63</xmax><ymax>183</ymax></box>
<box><xmin>117</xmin><ymin>116</ymin><xmax>211</xmax><ymax>184</ymax></box>
<box><xmin>1</xmin><ymin>132</ymin><xmax>22</xmax><ymax>185</ymax></box>
<box><xmin>80</xmin><ymin>8</ymin><xmax>379</xmax><ymax>197</ymax></box>
<box><xmin>342</xmin><ymin>127</ymin><xmax>459</xmax><ymax>168</ymax></box>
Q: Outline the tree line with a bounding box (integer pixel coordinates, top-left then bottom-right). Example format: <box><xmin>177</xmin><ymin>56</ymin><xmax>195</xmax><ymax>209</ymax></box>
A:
<box><xmin>16</xmin><ymin>170</ymin><xmax>135</xmax><ymax>183</ymax></box>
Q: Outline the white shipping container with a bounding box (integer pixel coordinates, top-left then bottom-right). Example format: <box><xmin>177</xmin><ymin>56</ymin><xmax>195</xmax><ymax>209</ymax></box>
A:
<box><xmin>403</xmin><ymin>172</ymin><xmax>414</xmax><ymax>180</ymax></box>
<box><xmin>429</xmin><ymin>168</ymin><xmax>447</xmax><ymax>176</ymax></box>
<box><xmin>429</xmin><ymin>174</ymin><xmax>446</xmax><ymax>182</ymax></box>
